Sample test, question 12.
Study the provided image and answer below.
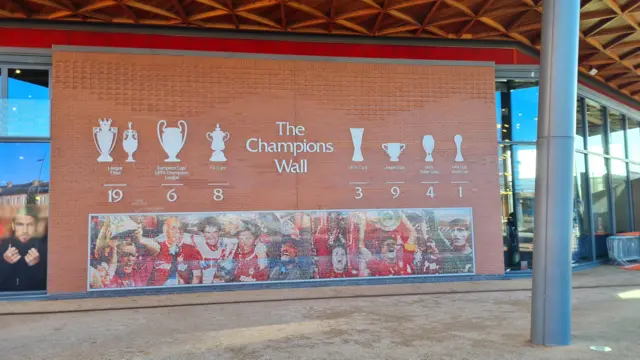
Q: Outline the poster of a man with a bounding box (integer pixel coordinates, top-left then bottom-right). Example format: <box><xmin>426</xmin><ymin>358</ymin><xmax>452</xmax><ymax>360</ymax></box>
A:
<box><xmin>0</xmin><ymin>206</ymin><xmax>48</xmax><ymax>291</ymax></box>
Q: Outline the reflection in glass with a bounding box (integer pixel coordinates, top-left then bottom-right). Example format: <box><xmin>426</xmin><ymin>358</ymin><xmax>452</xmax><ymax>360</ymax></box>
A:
<box><xmin>495</xmin><ymin>90</ymin><xmax>503</xmax><ymax>141</ymax></box>
<box><xmin>3</xmin><ymin>68</ymin><xmax>50</xmax><ymax>138</ymax></box>
<box><xmin>575</xmin><ymin>98</ymin><xmax>585</xmax><ymax>150</ymax></box>
<box><xmin>630</xmin><ymin>164</ymin><xmax>640</xmax><ymax>231</ymax></box>
<box><xmin>0</xmin><ymin>142</ymin><xmax>50</xmax><ymax>292</ymax></box>
<box><xmin>586</xmin><ymin>100</ymin><xmax>605</xmax><ymax>154</ymax></box>
<box><xmin>608</xmin><ymin>110</ymin><xmax>625</xmax><ymax>158</ymax></box>
<box><xmin>513</xmin><ymin>145</ymin><xmax>536</xmax><ymax>268</ymax></box>
<box><xmin>499</xmin><ymin>146</ymin><xmax>518</xmax><ymax>269</ymax></box>
<box><xmin>573</xmin><ymin>154</ymin><xmax>592</xmax><ymax>263</ymax></box>
<box><xmin>611</xmin><ymin>160</ymin><xmax>631</xmax><ymax>233</ymax></box>
<box><xmin>510</xmin><ymin>82</ymin><xmax>539</xmax><ymax>142</ymax></box>
<box><xmin>588</xmin><ymin>155</ymin><xmax>611</xmax><ymax>258</ymax></box>
<box><xmin>628</xmin><ymin>118</ymin><xmax>640</xmax><ymax>163</ymax></box>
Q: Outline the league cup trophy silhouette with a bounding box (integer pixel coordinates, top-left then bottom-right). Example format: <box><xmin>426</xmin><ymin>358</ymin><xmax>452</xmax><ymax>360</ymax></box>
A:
<box><xmin>157</xmin><ymin>120</ymin><xmax>187</xmax><ymax>162</ymax></box>
<box><xmin>382</xmin><ymin>143</ymin><xmax>406</xmax><ymax>162</ymax></box>
<box><xmin>93</xmin><ymin>118</ymin><xmax>117</xmax><ymax>163</ymax></box>
<box><xmin>422</xmin><ymin>135</ymin><xmax>435</xmax><ymax>162</ymax></box>
<box><xmin>350</xmin><ymin>128</ymin><xmax>364</xmax><ymax>162</ymax></box>
<box><xmin>454</xmin><ymin>134</ymin><xmax>464</xmax><ymax>162</ymax></box>
<box><xmin>122</xmin><ymin>122</ymin><xmax>138</xmax><ymax>163</ymax></box>
<box><xmin>206</xmin><ymin>123</ymin><xmax>230</xmax><ymax>162</ymax></box>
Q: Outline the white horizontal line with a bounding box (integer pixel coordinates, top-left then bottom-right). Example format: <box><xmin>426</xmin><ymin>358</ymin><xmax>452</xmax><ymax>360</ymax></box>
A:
<box><xmin>385</xmin><ymin>182</ymin><xmax>405</xmax><ymax>184</ymax></box>
<box><xmin>451</xmin><ymin>181</ymin><xmax>470</xmax><ymax>184</ymax></box>
<box><xmin>104</xmin><ymin>184</ymin><xmax>127</xmax><ymax>187</ymax></box>
<box><xmin>161</xmin><ymin>184</ymin><xmax>183</xmax><ymax>186</ymax></box>
<box><xmin>421</xmin><ymin>181</ymin><xmax>439</xmax><ymax>184</ymax></box>
<box><xmin>349</xmin><ymin>182</ymin><xmax>369</xmax><ymax>185</ymax></box>
<box><xmin>208</xmin><ymin>183</ymin><xmax>229</xmax><ymax>186</ymax></box>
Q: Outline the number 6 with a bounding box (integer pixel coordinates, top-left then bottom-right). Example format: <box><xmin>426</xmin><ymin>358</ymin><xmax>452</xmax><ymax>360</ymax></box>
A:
<box><xmin>167</xmin><ymin>189</ymin><xmax>177</xmax><ymax>202</ymax></box>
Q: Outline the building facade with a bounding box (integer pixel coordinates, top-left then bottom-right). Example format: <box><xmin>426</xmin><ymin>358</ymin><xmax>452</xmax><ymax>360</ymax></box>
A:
<box><xmin>0</xmin><ymin>20</ymin><xmax>639</xmax><ymax>298</ymax></box>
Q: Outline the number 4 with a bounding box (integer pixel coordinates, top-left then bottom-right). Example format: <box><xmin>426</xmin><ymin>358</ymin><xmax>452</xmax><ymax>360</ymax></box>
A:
<box><xmin>426</xmin><ymin>186</ymin><xmax>435</xmax><ymax>198</ymax></box>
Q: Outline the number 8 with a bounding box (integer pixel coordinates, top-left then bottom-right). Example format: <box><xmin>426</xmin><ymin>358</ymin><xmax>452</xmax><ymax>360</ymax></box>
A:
<box><xmin>213</xmin><ymin>188</ymin><xmax>224</xmax><ymax>201</ymax></box>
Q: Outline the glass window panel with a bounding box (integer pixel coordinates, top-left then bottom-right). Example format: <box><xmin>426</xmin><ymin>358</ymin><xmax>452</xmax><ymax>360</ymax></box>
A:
<box><xmin>575</xmin><ymin>97</ymin><xmax>585</xmax><ymax>150</ymax></box>
<box><xmin>586</xmin><ymin>99</ymin><xmax>606</xmax><ymax>154</ymax></box>
<box><xmin>499</xmin><ymin>145</ymin><xmax>518</xmax><ymax>269</ymax></box>
<box><xmin>512</xmin><ymin>145</ymin><xmax>536</xmax><ymax>269</ymax></box>
<box><xmin>496</xmin><ymin>89</ymin><xmax>502</xmax><ymax>141</ymax></box>
<box><xmin>630</xmin><ymin>164</ymin><xmax>640</xmax><ymax>231</ymax></box>
<box><xmin>573</xmin><ymin>153</ymin><xmax>592</xmax><ymax>263</ymax></box>
<box><xmin>608</xmin><ymin>109</ymin><xmax>625</xmax><ymax>158</ymax></box>
<box><xmin>0</xmin><ymin>142</ymin><xmax>49</xmax><ymax>292</ymax></box>
<box><xmin>510</xmin><ymin>82</ymin><xmax>539</xmax><ymax>142</ymax></box>
<box><xmin>628</xmin><ymin>118</ymin><xmax>640</xmax><ymax>162</ymax></box>
<box><xmin>611</xmin><ymin>160</ymin><xmax>631</xmax><ymax>233</ymax></box>
<box><xmin>2</xmin><ymin>68</ymin><xmax>50</xmax><ymax>138</ymax></box>
<box><xmin>588</xmin><ymin>155</ymin><xmax>612</xmax><ymax>258</ymax></box>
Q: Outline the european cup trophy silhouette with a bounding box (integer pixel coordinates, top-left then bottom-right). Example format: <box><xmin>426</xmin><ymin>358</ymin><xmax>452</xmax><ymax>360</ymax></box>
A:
<box><xmin>157</xmin><ymin>120</ymin><xmax>188</xmax><ymax>162</ymax></box>
<box><xmin>454</xmin><ymin>134</ymin><xmax>464</xmax><ymax>162</ymax></box>
<box><xmin>422</xmin><ymin>135</ymin><xmax>434</xmax><ymax>162</ymax></box>
<box><xmin>350</xmin><ymin>128</ymin><xmax>364</xmax><ymax>162</ymax></box>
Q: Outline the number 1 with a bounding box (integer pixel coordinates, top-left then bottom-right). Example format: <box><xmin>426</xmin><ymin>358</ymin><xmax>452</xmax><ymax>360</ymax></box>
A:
<box><xmin>459</xmin><ymin>186</ymin><xmax>463</xmax><ymax>198</ymax></box>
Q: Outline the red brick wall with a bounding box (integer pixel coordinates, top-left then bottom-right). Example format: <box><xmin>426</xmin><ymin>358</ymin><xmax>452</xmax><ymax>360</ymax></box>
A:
<box><xmin>50</xmin><ymin>50</ymin><xmax>502</xmax><ymax>294</ymax></box>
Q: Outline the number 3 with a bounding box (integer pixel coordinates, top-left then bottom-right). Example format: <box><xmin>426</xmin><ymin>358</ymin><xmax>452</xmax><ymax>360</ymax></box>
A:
<box><xmin>355</xmin><ymin>187</ymin><xmax>363</xmax><ymax>199</ymax></box>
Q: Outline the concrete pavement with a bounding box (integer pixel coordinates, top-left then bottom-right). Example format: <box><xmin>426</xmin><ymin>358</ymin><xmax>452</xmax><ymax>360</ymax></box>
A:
<box><xmin>0</xmin><ymin>266</ymin><xmax>638</xmax><ymax>359</ymax></box>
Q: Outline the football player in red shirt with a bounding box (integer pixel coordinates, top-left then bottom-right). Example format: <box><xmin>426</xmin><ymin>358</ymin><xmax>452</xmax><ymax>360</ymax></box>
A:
<box><xmin>233</xmin><ymin>223</ymin><xmax>268</xmax><ymax>282</ymax></box>
<box><xmin>148</xmin><ymin>217</ymin><xmax>203</xmax><ymax>287</ymax></box>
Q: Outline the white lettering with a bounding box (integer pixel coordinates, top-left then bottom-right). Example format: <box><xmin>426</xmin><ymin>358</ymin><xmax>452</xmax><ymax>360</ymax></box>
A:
<box><xmin>246</xmin><ymin>138</ymin><xmax>258</xmax><ymax>152</ymax></box>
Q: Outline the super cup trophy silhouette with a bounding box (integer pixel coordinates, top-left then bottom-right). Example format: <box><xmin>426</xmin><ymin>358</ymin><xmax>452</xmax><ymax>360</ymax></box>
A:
<box><xmin>93</xmin><ymin>118</ymin><xmax>118</xmax><ymax>163</ymax></box>
<box><xmin>422</xmin><ymin>135</ymin><xmax>435</xmax><ymax>162</ymax></box>
<box><xmin>122</xmin><ymin>122</ymin><xmax>138</xmax><ymax>163</ymax></box>
<box><xmin>454</xmin><ymin>134</ymin><xmax>464</xmax><ymax>162</ymax></box>
<box><xmin>157</xmin><ymin>120</ymin><xmax>188</xmax><ymax>162</ymax></box>
<box><xmin>206</xmin><ymin>123</ymin><xmax>230</xmax><ymax>162</ymax></box>
<box><xmin>350</xmin><ymin>128</ymin><xmax>364</xmax><ymax>162</ymax></box>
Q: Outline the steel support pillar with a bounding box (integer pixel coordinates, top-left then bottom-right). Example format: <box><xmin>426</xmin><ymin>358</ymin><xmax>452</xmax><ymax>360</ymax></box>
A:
<box><xmin>530</xmin><ymin>0</ymin><xmax>580</xmax><ymax>346</ymax></box>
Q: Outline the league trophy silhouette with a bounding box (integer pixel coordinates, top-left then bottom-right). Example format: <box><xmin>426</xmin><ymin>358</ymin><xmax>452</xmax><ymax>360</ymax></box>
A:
<box><xmin>93</xmin><ymin>118</ymin><xmax>117</xmax><ymax>163</ymax></box>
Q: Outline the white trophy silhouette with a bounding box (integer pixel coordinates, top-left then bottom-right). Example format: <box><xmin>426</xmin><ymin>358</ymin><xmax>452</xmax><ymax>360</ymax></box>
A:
<box><xmin>454</xmin><ymin>134</ymin><xmax>464</xmax><ymax>162</ymax></box>
<box><xmin>350</xmin><ymin>128</ymin><xmax>364</xmax><ymax>162</ymax></box>
<box><xmin>93</xmin><ymin>118</ymin><xmax>117</xmax><ymax>163</ymax></box>
<box><xmin>422</xmin><ymin>135</ymin><xmax>435</xmax><ymax>162</ymax></box>
<box><xmin>157</xmin><ymin>120</ymin><xmax>187</xmax><ymax>162</ymax></box>
<box><xmin>206</xmin><ymin>123</ymin><xmax>230</xmax><ymax>162</ymax></box>
<box><xmin>382</xmin><ymin>143</ymin><xmax>405</xmax><ymax>162</ymax></box>
<box><xmin>123</xmin><ymin>122</ymin><xmax>138</xmax><ymax>163</ymax></box>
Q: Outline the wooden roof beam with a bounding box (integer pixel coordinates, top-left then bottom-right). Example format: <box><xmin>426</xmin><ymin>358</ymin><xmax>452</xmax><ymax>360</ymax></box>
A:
<box><xmin>583</xmin><ymin>16</ymin><xmax>619</xmax><ymax>37</ymax></box>
<box><xmin>171</xmin><ymin>0</ymin><xmax>188</xmax><ymax>23</ymax></box>
<box><xmin>328</xmin><ymin>0</ymin><xmax>335</xmax><ymax>33</ymax></box>
<box><xmin>457</xmin><ymin>0</ymin><xmax>495</xmax><ymax>37</ymax></box>
<box><xmin>581</xmin><ymin>8</ymin><xmax>617</xmax><ymax>21</ymax></box>
<box><xmin>78</xmin><ymin>1</ymin><xmax>118</xmax><ymax>13</ymax></box>
<box><xmin>630</xmin><ymin>89</ymin><xmax>640</xmax><ymax>97</ymax></box>
<box><xmin>372</xmin><ymin>0</ymin><xmax>389</xmax><ymax>35</ymax></box>
<box><xmin>605</xmin><ymin>72</ymin><xmax>630</xmax><ymax>83</ymax></box>
<box><xmin>4</xmin><ymin>0</ymin><xmax>31</xmax><ymax>18</ymax></box>
<box><xmin>390</xmin><ymin>0</ymin><xmax>438</xmax><ymax>11</ymax></box>
<box><xmin>604</xmin><ymin>32</ymin><xmax>634</xmax><ymax>50</ymax></box>
<box><xmin>226</xmin><ymin>0</ymin><xmax>239</xmax><ymax>29</ymax></box>
<box><xmin>416</xmin><ymin>0</ymin><xmax>442</xmax><ymax>36</ymax></box>
<box><xmin>618</xmin><ymin>80</ymin><xmax>638</xmax><ymax>90</ymax></box>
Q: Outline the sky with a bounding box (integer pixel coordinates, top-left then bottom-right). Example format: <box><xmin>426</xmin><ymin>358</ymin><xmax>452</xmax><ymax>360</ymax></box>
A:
<box><xmin>0</xmin><ymin>75</ymin><xmax>51</xmax><ymax>185</ymax></box>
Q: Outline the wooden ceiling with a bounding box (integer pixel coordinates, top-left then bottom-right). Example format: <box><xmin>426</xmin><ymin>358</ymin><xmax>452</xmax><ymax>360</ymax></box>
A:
<box><xmin>1</xmin><ymin>0</ymin><xmax>639</xmax><ymax>102</ymax></box>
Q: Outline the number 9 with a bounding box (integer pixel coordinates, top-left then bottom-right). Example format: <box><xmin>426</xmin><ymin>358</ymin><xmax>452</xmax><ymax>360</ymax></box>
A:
<box><xmin>391</xmin><ymin>186</ymin><xmax>400</xmax><ymax>198</ymax></box>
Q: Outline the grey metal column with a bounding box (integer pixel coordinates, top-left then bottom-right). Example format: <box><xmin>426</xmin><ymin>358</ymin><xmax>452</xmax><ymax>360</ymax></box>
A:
<box><xmin>530</xmin><ymin>0</ymin><xmax>580</xmax><ymax>346</ymax></box>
